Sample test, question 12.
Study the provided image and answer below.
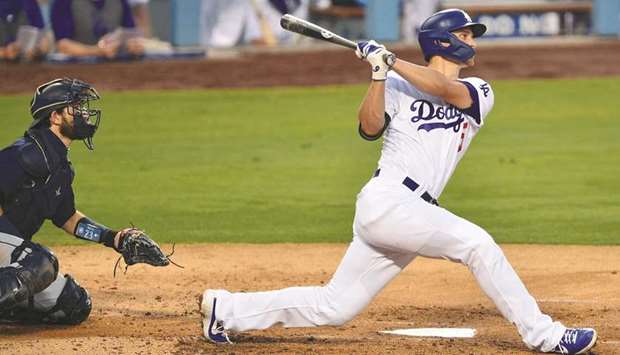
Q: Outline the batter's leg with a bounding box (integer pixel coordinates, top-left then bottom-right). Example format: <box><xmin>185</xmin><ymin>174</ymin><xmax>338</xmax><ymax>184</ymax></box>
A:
<box><xmin>415</xmin><ymin>215</ymin><xmax>566</xmax><ymax>352</ymax></box>
<box><xmin>208</xmin><ymin>236</ymin><xmax>415</xmax><ymax>332</ymax></box>
<box><xmin>356</xmin><ymin>193</ymin><xmax>565</xmax><ymax>353</ymax></box>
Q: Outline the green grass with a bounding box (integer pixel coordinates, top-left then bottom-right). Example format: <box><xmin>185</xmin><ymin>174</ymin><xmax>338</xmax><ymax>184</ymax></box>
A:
<box><xmin>1</xmin><ymin>78</ymin><xmax>618</xmax><ymax>246</ymax></box>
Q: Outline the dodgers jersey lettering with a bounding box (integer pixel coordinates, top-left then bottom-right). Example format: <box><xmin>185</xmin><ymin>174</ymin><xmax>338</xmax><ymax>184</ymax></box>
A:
<box><xmin>379</xmin><ymin>71</ymin><xmax>494</xmax><ymax>198</ymax></box>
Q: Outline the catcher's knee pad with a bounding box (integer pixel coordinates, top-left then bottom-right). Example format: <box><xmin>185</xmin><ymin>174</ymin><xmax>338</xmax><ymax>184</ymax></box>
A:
<box><xmin>0</xmin><ymin>241</ymin><xmax>59</xmax><ymax>310</ymax></box>
<box><xmin>43</xmin><ymin>275</ymin><xmax>92</xmax><ymax>325</ymax></box>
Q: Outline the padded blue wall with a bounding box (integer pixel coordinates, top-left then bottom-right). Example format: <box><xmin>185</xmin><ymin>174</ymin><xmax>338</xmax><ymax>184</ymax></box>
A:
<box><xmin>171</xmin><ymin>0</ymin><xmax>201</xmax><ymax>46</ymax></box>
<box><xmin>365</xmin><ymin>0</ymin><xmax>400</xmax><ymax>41</ymax></box>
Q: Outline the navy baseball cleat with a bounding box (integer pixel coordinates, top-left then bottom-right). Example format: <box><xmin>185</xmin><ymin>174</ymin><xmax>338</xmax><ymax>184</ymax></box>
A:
<box><xmin>552</xmin><ymin>328</ymin><xmax>597</xmax><ymax>354</ymax></box>
<box><xmin>199</xmin><ymin>290</ymin><xmax>232</xmax><ymax>344</ymax></box>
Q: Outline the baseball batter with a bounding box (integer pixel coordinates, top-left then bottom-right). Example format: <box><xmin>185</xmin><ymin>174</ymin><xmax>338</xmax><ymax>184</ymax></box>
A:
<box><xmin>200</xmin><ymin>9</ymin><xmax>597</xmax><ymax>354</ymax></box>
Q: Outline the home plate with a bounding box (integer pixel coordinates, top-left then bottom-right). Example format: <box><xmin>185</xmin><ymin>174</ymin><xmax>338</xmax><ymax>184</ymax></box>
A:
<box><xmin>380</xmin><ymin>328</ymin><xmax>477</xmax><ymax>338</ymax></box>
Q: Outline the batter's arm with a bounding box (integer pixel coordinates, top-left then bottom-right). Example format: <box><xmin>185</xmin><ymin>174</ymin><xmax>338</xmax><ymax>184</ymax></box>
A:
<box><xmin>358</xmin><ymin>81</ymin><xmax>388</xmax><ymax>138</ymax></box>
<box><xmin>391</xmin><ymin>59</ymin><xmax>472</xmax><ymax>109</ymax></box>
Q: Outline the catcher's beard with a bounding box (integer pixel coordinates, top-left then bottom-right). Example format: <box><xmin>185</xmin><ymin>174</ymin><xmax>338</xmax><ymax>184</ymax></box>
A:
<box><xmin>59</xmin><ymin>112</ymin><xmax>97</xmax><ymax>141</ymax></box>
<box><xmin>59</xmin><ymin>115</ymin><xmax>75</xmax><ymax>139</ymax></box>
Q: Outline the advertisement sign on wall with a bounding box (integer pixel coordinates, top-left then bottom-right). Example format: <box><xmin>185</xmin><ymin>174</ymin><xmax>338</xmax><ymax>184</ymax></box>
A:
<box><xmin>474</xmin><ymin>11</ymin><xmax>591</xmax><ymax>37</ymax></box>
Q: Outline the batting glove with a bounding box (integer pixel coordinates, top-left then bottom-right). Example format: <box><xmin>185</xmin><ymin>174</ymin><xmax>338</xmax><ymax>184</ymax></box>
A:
<box><xmin>356</xmin><ymin>40</ymin><xmax>396</xmax><ymax>81</ymax></box>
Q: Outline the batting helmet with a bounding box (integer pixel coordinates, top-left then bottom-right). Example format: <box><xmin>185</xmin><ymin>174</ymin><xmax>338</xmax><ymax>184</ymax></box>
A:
<box><xmin>30</xmin><ymin>78</ymin><xmax>101</xmax><ymax>150</ymax></box>
<box><xmin>418</xmin><ymin>9</ymin><xmax>486</xmax><ymax>63</ymax></box>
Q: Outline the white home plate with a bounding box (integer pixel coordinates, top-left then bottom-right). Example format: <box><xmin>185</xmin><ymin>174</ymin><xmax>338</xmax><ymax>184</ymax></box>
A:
<box><xmin>380</xmin><ymin>328</ymin><xmax>477</xmax><ymax>338</ymax></box>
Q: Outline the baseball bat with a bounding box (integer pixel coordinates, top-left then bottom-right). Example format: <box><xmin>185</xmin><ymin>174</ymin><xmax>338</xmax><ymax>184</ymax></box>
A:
<box><xmin>280</xmin><ymin>14</ymin><xmax>357</xmax><ymax>49</ymax></box>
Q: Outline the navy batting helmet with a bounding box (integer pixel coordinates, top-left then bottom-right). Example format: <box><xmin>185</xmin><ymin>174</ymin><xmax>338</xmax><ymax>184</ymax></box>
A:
<box><xmin>418</xmin><ymin>9</ymin><xmax>486</xmax><ymax>63</ymax></box>
<box><xmin>30</xmin><ymin>78</ymin><xmax>102</xmax><ymax>150</ymax></box>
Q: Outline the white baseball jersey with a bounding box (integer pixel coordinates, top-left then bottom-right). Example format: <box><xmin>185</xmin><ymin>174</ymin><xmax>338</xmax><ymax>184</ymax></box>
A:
<box><xmin>379</xmin><ymin>71</ymin><xmax>494</xmax><ymax>198</ymax></box>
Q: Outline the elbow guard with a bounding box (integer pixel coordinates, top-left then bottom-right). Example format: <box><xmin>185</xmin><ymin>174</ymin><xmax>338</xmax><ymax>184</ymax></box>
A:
<box><xmin>359</xmin><ymin>113</ymin><xmax>391</xmax><ymax>141</ymax></box>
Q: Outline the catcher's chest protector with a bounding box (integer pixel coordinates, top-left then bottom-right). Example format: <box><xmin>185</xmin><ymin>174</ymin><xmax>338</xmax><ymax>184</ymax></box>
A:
<box><xmin>1</xmin><ymin>129</ymin><xmax>75</xmax><ymax>240</ymax></box>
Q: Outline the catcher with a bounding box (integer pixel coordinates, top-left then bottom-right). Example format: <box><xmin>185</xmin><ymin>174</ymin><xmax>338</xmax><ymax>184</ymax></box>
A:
<box><xmin>0</xmin><ymin>78</ymin><xmax>169</xmax><ymax>325</ymax></box>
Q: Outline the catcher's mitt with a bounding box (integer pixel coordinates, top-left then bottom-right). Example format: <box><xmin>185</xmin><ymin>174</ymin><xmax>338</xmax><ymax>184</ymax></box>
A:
<box><xmin>113</xmin><ymin>228</ymin><xmax>180</xmax><ymax>276</ymax></box>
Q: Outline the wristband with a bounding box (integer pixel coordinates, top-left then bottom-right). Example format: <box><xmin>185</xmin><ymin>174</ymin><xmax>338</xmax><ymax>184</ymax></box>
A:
<box><xmin>74</xmin><ymin>217</ymin><xmax>117</xmax><ymax>247</ymax></box>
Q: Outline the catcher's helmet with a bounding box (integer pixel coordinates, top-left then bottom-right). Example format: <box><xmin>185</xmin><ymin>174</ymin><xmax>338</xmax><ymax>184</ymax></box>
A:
<box><xmin>30</xmin><ymin>78</ymin><xmax>101</xmax><ymax>150</ymax></box>
<box><xmin>418</xmin><ymin>9</ymin><xmax>486</xmax><ymax>63</ymax></box>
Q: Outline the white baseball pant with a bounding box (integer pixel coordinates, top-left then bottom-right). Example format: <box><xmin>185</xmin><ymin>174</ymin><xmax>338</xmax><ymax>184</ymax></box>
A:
<box><xmin>210</xmin><ymin>171</ymin><xmax>566</xmax><ymax>352</ymax></box>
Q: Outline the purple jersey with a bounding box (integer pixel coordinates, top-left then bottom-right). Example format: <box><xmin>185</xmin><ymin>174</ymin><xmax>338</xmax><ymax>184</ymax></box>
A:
<box><xmin>51</xmin><ymin>0</ymin><xmax>135</xmax><ymax>41</ymax></box>
<box><xmin>0</xmin><ymin>0</ymin><xmax>44</xmax><ymax>44</ymax></box>
<box><xmin>0</xmin><ymin>0</ymin><xmax>44</xmax><ymax>28</ymax></box>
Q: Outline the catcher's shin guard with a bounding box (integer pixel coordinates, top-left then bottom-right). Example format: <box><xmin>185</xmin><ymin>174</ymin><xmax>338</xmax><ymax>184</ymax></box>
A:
<box><xmin>0</xmin><ymin>241</ymin><xmax>59</xmax><ymax>311</ymax></box>
<box><xmin>0</xmin><ymin>268</ymin><xmax>29</xmax><ymax>310</ymax></box>
<box><xmin>42</xmin><ymin>275</ymin><xmax>91</xmax><ymax>325</ymax></box>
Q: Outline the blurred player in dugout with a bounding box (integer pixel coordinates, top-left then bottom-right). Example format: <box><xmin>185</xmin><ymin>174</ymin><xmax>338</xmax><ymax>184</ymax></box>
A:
<box><xmin>51</xmin><ymin>0</ymin><xmax>146</xmax><ymax>59</ymax></box>
<box><xmin>200</xmin><ymin>0</ymin><xmax>439</xmax><ymax>48</ymax></box>
<box><xmin>1</xmin><ymin>0</ymin><xmax>155</xmax><ymax>61</ymax></box>
<box><xmin>200</xmin><ymin>0</ymin><xmax>310</xmax><ymax>48</ymax></box>
<box><xmin>0</xmin><ymin>0</ymin><xmax>50</xmax><ymax>61</ymax></box>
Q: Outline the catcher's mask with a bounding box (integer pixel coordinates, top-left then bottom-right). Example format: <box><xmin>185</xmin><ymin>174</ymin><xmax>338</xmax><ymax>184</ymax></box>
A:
<box><xmin>30</xmin><ymin>78</ymin><xmax>102</xmax><ymax>150</ymax></box>
<box><xmin>418</xmin><ymin>8</ymin><xmax>486</xmax><ymax>63</ymax></box>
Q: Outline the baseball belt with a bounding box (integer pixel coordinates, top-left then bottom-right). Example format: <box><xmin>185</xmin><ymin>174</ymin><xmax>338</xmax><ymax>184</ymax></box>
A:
<box><xmin>373</xmin><ymin>169</ymin><xmax>439</xmax><ymax>206</ymax></box>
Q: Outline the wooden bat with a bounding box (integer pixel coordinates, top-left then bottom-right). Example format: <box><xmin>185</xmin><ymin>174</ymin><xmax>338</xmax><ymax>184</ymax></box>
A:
<box><xmin>280</xmin><ymin>14</ymin><xmax>356</xmax><ymax>49</ymax></box>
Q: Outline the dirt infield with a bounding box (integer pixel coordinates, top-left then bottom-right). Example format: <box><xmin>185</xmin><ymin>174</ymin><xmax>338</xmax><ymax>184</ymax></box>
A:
<box><xmin>1</xmin><ymin>39</ymin><xmax>620</xmax><ymax>94</ymax></box>
<box><xmin>0</xmin><ymin>244</ymin><xmax>618</xmax><ymax>355</ymax></box>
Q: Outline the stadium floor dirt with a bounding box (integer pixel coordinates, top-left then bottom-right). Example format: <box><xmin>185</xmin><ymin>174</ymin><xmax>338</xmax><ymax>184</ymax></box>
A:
<box><xmin>0</xmin><ymin>244</ymin><xmax>618</xmax><ymax>354</ymax></box>
<box><xmin>1</xmin><ymin>39</ymin><xmax>620</xmax><ymax>95</ymax></box>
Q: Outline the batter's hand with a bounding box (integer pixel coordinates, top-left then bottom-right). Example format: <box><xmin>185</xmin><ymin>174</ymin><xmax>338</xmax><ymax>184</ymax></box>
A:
<box><xmin>356</xmin><ymin>40</ymin><xmax>396</xmax><ymax>81</ymax></box>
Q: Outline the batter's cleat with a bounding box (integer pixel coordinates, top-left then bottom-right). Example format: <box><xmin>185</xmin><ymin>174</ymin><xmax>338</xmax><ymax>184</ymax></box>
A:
<box><xmin>551</xmin><ymin>328</ymin><xmax>597</xmax><ymax>354</ymax></box>
<box><xmin>199</xmin><ymin>290</ymin><xmax>232</xmax><ymax>344</ymax></box>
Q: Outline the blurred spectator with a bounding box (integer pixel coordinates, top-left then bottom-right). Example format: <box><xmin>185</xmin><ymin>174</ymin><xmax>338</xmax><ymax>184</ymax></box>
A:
<box><xmin>0</xmin><ymin>0</ymin><xmax>50</xmax><ymax>61</ymax></box>
<box><xmin>316</xmin><ymin>0</ymin><xmax>439</xmax><ymax>43</ymax></box>
<box><xmin>401</xmin><ymin>0</ymin><xmax>439</xmax><ymax>43</ymax></box>
<box><xmin>50</xmin><ymin>0</ymin><xmax>144</xmax><ymax>59</ymax></box>
<box><xmin>127</xmin><ymin>0</ymin><xmax>151</xmax><ymax>38</ymax></box>
<box><xmin>125</xmin><ymin>0</ymin><xmax>173</xmax><ymax>55</ymax></box>
<box><xmin>200</xmin><ymin>0</ymin><xmax>310</xmax><ymax>48</ymax></box>
<box><xmin>200</xmin><ymin>0</ymin><xmax>263</xmax><ymax>48</ymax></box>
<box><xmin>254</xmin><ymin>0</ymin><xmax>310</xmax><ymax>45</ymax></box>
